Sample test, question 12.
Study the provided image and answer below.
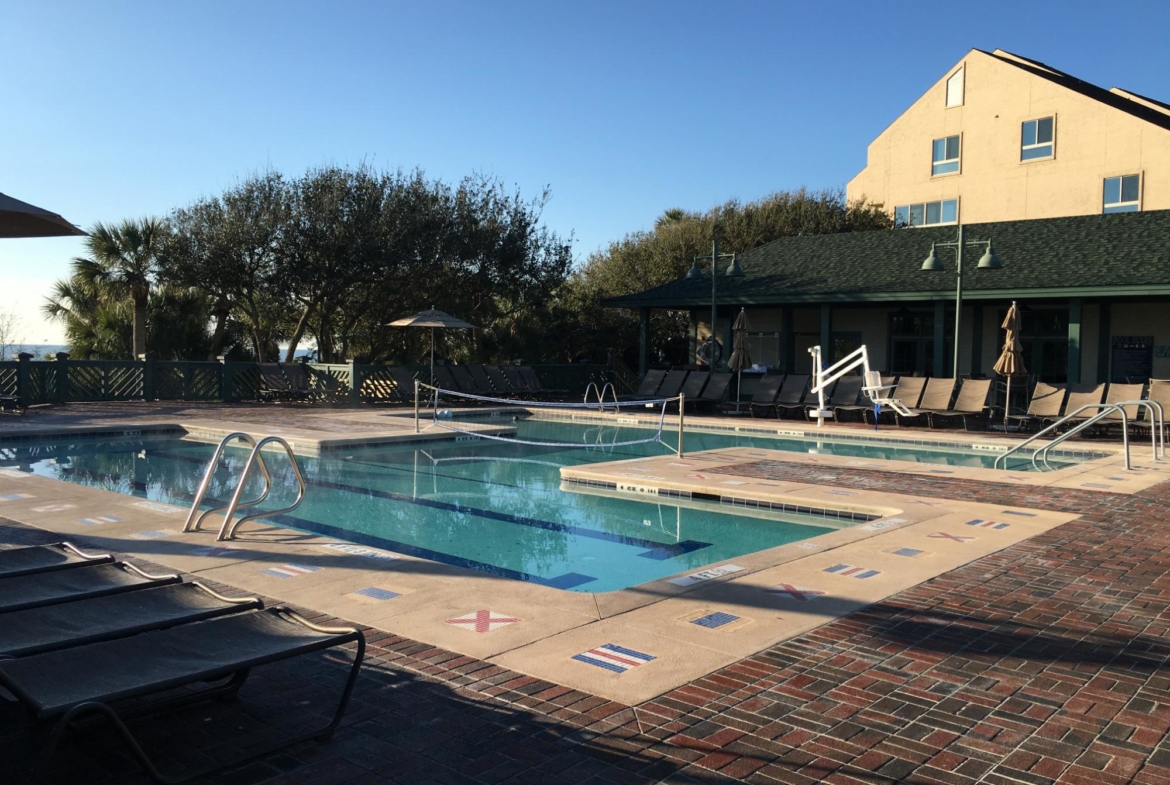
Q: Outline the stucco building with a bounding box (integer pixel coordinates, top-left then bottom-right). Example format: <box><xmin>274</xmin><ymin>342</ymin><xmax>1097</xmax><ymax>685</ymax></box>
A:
<box><xmin>607</xmin><ymin>50</ymin><xmax>1170</xmax><ymax>386</ymax></box>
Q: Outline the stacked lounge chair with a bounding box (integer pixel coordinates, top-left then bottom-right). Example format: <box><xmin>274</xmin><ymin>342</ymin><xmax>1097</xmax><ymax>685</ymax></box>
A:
<box><xmin>895</xmin><ymin>378</ymin><xmax>956</xmax><ymax>427</ymax></box>
<box><xmin>927</xmin><ymin>378</ymin><xmax>993</xmax><ymax>430</ymax></box>
<box><xmin>772</xmin><ymin>374</ymin><xmax>811</xmax><ymax>419</ymax></box>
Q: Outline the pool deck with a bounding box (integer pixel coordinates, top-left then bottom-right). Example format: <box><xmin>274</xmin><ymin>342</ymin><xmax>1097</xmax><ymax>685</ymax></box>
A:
<box><xmin>3</xmin><ymin>402</ymin><xmax>1170</xmax><ymax>784</ymax></box>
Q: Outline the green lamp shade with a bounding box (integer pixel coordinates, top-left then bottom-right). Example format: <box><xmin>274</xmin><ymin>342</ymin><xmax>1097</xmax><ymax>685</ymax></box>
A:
<box><xmin>920</xmin><ymin>244</ymin><xmax>944</xmax><ymax>271</ymax></box>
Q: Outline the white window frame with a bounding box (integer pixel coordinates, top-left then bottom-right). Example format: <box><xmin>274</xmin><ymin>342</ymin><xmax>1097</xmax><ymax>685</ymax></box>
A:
<box><xmin>945</xmin><ymin>67</ymin><xmax>964</xmax><ymax>108</ymax></box>
<box><xmin>1103</xmin><ymin>173</ymin><xmax>1142</xmax><ymax>213</ymax></box>
<box><xmin>931</xmin><ymin>134</ymin><xmax>961</xmax><ymax>177</ymax></box>
<box><xmin>1020</xmin><ymin>115</ymin><xmax>1056</xmax><ymax>162</ymax></box>
<box><xmin>895</xmin><ymin>199</ymin><xmax>960</xmax><ymax>228</ymax></box>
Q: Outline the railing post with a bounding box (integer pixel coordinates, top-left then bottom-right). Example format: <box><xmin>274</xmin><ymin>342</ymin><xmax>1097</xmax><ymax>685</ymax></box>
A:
<box><xmin>138</xmin><ymin>353</ymin><xmax>155</xmax><ymax>401</ymax></box>
<box><xmin>347</xmin><ymin>358</ymin><xmax>361</xmax><ymax>404</ymax></box>
<box><xmin>54</xmin><ymin>352</ymin><xmax>69</xmax><ymax>404</ymax></box>
<box><xmin>218</xmin><ymin>356</ymin><xmax>236</xmax><ymax>402</ymax></box>
<box><xmin>16</xmin><ymin>352</ymin><xmax>32</xmax><ymax>406</ymax></box>
<box><xmin>678</xmin><ymin>393</ymin><xmax>685</xmax><ymax>458</ymax></box>
<box><xmin>414</xmin><ymin>379</ymin><xmax>420</xmax><ymax>433</ymax></box>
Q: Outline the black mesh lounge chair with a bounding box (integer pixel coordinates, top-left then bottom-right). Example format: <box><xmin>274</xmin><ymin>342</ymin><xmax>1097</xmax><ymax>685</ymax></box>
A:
<box><xmin>896</xmin><ymin>378</ymin><xmax>956</xmax><ymax>426</ymax></box>
<box><xmin>449</xmin><ymin>365</ymin><xmax>479</xmax><ymax>394</ymax></box>
<box><xmin>835</xmin><ymin>375</ymin><xmax>896</xmax><ymax>422</ymax></box>
<box><xmin>432</xmin><ymin>364</ymin><xmax>459</xmax><ymax>393</ymax></box>
<box><xmin>927</xmin><ymin>378</ymin><xmax>994</xmax><ymax>430</ymax></box>
<box><xmin>654</xmin><ymin>370</ymin><xmax>688</xmax><ymax>400</ymax></box>
<box><xmin>468</xmin><ymin>364</ymin><xmax>496</xmax><ymax>394</ymax></box>
<box><xmin>773</xmin><ymin>374</ymin><xmax>811</xmax><ymax>419</ymax></box>
<box><xmin>519</xmin><ymin>366</ymin><xmax>568</xmax><ymax>398</ymax></box>
<box><xmin>485</xmin><ymin>365</ymin><xmax>517</xmax><ymax>397</ymax></box>
<box><xmin>619</xmin><ymin>369</ymin><xmax>666</xmax><ymax>401</ymax></box>
<box><xmin>679</xmin><ymin>371</ymin><xmax>709</xmax><ymax>402</ymax></box>
<box><xmin>746</xmin><ymin>374</ymin><xmax>784</xmax><ymax>417</ymax></box>
<box><xmin>1006</xmin><ymin>382</ymin><xmax>1065</xmax><ymax>432</ymax></box>
<box><xmin>386</xmin><ymin>366</ymin><xmax>421</xmax><ymax>403</ymax></box>
<box><xmin>0</xmin><ymin>392</ymin><xmax>26</xmax><ymax>414</ymax></box>
<box><xmin>1</xmin><ymin>608</ymin><xmax>364</xmax><ymax>785</ymax></box>
<box><xmin>809</xmin><ymin>375</ymin><xmax>864</xmax><ymax>421</ymax></box>
<box><xmin>867</xmin><ymin>376</ymin><xmax>927</xmax><ymax>425</ymax></box>
<box><xmin>281</xmin><ymin>363</ymin><xmax>323</xmax><ymax>402</ymax></box>
<box><xmin>0</xmin><ymin>542</ymin><xmax>112</xmax><ymax>579</ymax></box>
<box><xmin>690</xmin><ymin>372</ymin><xmax>730</xmax><ymax>412</ymax></box>
<box><xmin>0</xmin><ymin>562</ymin><xmax>180</xmax><ymax>614</ymax></box>
<box><xmin>257</xmin><ymin>363</ymin><xmax>298</xmax><ymax>402</ymax></box>
<box><xmin>0</xmin><ymin>582</ymin><xmax>262</xmax><ymax>659</ymax></box>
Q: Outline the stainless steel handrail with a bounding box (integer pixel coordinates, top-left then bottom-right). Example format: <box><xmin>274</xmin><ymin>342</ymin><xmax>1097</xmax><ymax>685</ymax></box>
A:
<box><xmin>583</xmin><ymin>381</ymin><xmax>621</xmax><ymax>412</ymax></box>
<box><xmin>182</xmin><ymin>432</ymin><xmax>274</xmax><ymax>533</ymax></box>
<box><xmin>217</xmin><ymin>436</ymin><xmax>307</xmax><ymax>541</ymax></box>
<box><xmin>995</xmin><ymin>403</ymin><xmax>1121</xmax><ymax>471</ymax></box>
<box><xmin>1035</xmin><ymin>399</ymin><xmax>1164</xmax><ymax>471</ymax></box>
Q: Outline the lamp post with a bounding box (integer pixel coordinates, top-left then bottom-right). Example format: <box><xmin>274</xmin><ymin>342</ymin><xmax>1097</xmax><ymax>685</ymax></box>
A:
<box><xmin>687</xmin><ymin>239</ymin><xmax>743</xmax><ymax>370</ymax></box>
<box><xmin>920</xmin><ymin>224</ymin><xmax>1003</xmax><ymax>378</ymax></box>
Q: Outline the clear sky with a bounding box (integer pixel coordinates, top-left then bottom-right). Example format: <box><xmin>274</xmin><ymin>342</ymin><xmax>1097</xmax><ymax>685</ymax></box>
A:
<box><xmin>2</xmin><ymin>0</ymin><xmax>1168</xmax><ymax>344</ymax></box>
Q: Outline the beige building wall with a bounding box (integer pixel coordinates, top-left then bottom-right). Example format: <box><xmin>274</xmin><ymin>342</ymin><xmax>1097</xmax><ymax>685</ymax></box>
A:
<box><xmin>847</xmin><ymin>49</ymin><xmax>1170</xmax><ymax>223</ymax></box>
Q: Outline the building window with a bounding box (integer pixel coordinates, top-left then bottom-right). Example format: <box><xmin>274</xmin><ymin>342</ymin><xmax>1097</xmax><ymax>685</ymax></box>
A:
<box><xmin>895</xmin><ymin>199</ymin><xmax>958</xmax><ymax>227</ymax></box>
<box><xmin>1103</xmin><ymin>174</ymin><xmax>1141</xmax><ymax>213</ymax></box>
<box><xmin>945</xmin><ymin>67</ymin><xmax>964</xmax><ymax>107</ymax></box>
<box><xmin>1021</xmin><ymin>117</ymin><xmax>1054</xmax><ymax>161</ymax></box>
<box><xmin>931</xmin><ymin>135</ymin><xmax>961</xmax><ymax>175</ymax></box>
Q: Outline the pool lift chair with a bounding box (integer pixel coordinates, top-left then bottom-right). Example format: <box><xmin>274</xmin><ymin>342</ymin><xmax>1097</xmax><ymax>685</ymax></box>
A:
<box><xmin>807</xmin><ymin>345</ymin><xmax>912</xmax><ymax>429</ymax></box>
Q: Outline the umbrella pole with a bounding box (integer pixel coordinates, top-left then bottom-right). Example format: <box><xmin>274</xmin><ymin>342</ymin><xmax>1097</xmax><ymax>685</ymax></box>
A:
<box><xmin>430</xmin><ymin>327</ymin><xmax>435</xmax><ymax>388</ymax></box>
<box><xmin>736</xmin><ymin>370</ymin><xmax>743</xmax><ymax>412</ymax></box>
<box><xmin>1005</xmin><ymin>375</ymin><xmax>1013</xmax><ymax>431</ymax></box>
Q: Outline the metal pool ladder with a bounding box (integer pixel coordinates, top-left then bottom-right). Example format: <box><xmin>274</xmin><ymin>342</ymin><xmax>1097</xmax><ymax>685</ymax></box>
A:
<box><xmin>993</xmin><ymin>401</ymin><xmax>1164</xmax><ymax>472</ymax></box>
<box><xmin>181</xmin><ymin>432</ymin><xmax>308</xmax><ymax>541</ymax></box>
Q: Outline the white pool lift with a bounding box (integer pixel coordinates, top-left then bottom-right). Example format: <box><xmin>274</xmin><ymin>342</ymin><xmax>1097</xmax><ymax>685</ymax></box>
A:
<box><xmin>807</xmin><ymin>345</ymin><xmax>912</xmax><ymax>428</ymax></box>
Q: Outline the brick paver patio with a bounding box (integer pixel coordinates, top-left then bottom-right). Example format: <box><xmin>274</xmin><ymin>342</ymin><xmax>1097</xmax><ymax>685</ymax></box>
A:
<box><xmin>1</xmin><ymin>406</ymin><xmax>1167</xmax><ymax>784</ymax></box>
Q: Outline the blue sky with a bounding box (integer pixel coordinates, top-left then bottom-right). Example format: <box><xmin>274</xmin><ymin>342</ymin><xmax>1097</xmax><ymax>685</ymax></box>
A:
<box><xmin>2</xmin><ymin>0</ymin><xmax>1168</xmax><ymax>343</ymax></box>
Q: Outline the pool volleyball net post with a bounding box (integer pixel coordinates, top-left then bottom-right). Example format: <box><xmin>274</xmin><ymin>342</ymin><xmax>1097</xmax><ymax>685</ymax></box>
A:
<box><xmin>413</xmin><ymin>381</ymin><xmax>686</xmax><ymax>457</ymax></box>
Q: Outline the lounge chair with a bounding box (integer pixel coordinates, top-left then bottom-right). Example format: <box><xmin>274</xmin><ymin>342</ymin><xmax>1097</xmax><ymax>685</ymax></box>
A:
<box><xmin>0</xmin><ymin>581</ymin><xmax>262</xmax><ymax>659</ymax></box>
<box><xmin>0</xmin><ymin>542</ymin><xmax>112</xmax><ymax>579</ymax></box>
<box><xmin>0</xmin><ymin>562</ymin><xmax>180</xmax><ymax>614</ymax></box>
<box><xmin>1</xmin><ymin>607</ymin><xmax>364</xmax><ymax>784</ymax></box>
<box><xmin>746</xmin><ymin>374</ymin><xmax>784</xmax><ymax>417</ymax></box>
<box><xmin>1</xmin><ymin>392</ymin><xmax>26</xmax><ymax>414</ymax></box>
<box><xmin>773</xmin><ymin>374</ymin><xmax>811</xmax><ymax>419</ymax></box>
<box><xmin>282</xmin><ymin>363</ymin><xmax>324</xmax><ymax>402</ymax></box>
<box><xmin>653</xmin><ymin>370</ymin><xmax>688</xmax><ymax>401</ymax></box>
<box><xmin>432</xmin><ymin>364</ymin><xmax>460</xmax><ymax>393</ymax></box>
<box><xmin>835</xmin><ymin>375</ymin><xmax>896</xmax><ymax>422</ymax></box>
<box><xmin>867</xmin><ymin>376</ymin><xmax>926</xmax><ymax>425</ymax></box>
<box><xmin>485</xmin><ymin>365</ymin><xmax>517</xmax><ymax>397</ymax></box>
<box><xmin>386</xmin><ymin>366</ymin><xmax>421</xmax><ymax>403</ymax></box>
<box><xmin>810</xmin><ymin>375</ymin><xmax>864</xmax><ymax>421</ymax></box>
<box><xmin>1047</xmin><ymin>383</ymin><xmax>1106</xmax><ymax>430</ymax></box>
<box><xmin>1100</xmin><ymin>382</ymin><xmax>1146</xmax><ymax>436</ymax></box>
<box><xmin>928</xmin><ymin>378</ymin><xmax>994</xmax><ymax>430</ymax></box>
<box><xmin>689</xmin><ymin>372</ymin><xmax>730</xmax><ymax>412</ymax></box>
<box><xmin>500</xmin><ymin>366</ymin><xmax>530</xmax><ymax>395</ymax></box>
<box><xmin>678</xmin><ymin>371</ymin><xmax>709</xmax><ymax>405</ymax></box>
<box><xmin>895</xmin><ymin>378</ymin><xmax>956</xmax><ymax>426</ymax></box>
<box><xmin>258</xmin><ymin>363</ymin><xmax>308</xmax><ymax>402</ymax></box>
<box><xmin>449</xmin><ymin>365</ymin><xmax>480</xmax><ymax>394</ymax></box>
<box><xmin>1007</xmin><ymin>381</ymin><xmax>1066</xmax><ymax>432</ymax></box>
<box><xmin>1139</xmin><ymin>379</ymin><xmax>1170</xmax><ymax>439</ymax></box>
<box><xmin>619</xmin><ymin>369</ymin><xmax>666</xmax><ymax>401</ymax></box>
<box><xmin>518</xmin><ymin>366</ymin><xmax>568</xmax><ymax>398</ymax></box>
<box><xmin>467</xmin><ymin>364</ymin><xmax>496</xmax><ymax>394</ymax></box>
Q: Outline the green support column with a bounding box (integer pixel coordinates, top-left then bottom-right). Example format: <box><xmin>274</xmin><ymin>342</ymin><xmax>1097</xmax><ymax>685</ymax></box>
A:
<box><xmin>1068</xmin><ymin>298</ymin><xmax>1083</xmax><ymax>384</ymax></box>
<box><xmin>970</xmin><ymin>305</ymin><xmax>983</xmax><ymax>377</ymax></box>
<box><xmin>638</xmin><ymin>307</ymin><xmax>651</xmax><ymax>378</ymax></box>
<box><xmin>933</xmin><ymin>300</ymin><xmax>946</xmax><ymax>375</ymax></box>
<box><xmin>348</xmin><ymin>358</ymin><xmax>362</xmax><ymax>403</ymax></box>
<box><xmin>1097</xmin><ymin>302</ymin><xmax>1111</xmax><ymax>383</ymax></box>
<box><xmin>820</xmin><ymin>304</ymin><xmax>832</xmax><ymax>363</ymax></box>
<box><xmin>782</xmin><ymin>306</ymin><xmax>795</xmax><ymax>374</ymax></box>
<box><xmin>722</xmin><ymin>307</ymin><xmax>734</xmax><ymax>371</ymax></box>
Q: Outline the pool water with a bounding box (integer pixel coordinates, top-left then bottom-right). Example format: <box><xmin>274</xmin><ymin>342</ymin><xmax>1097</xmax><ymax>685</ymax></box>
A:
<box><xmin>3</xmin><ymin>421</ymin><xmax>1077</xmax><ymax>592</ymax></box>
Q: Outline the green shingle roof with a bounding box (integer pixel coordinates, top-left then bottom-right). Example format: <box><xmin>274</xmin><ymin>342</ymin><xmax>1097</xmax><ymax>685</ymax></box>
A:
<box><xmin>603</xmin><ymin>210</ymin><xmax>1170</xmax><ymax>309</ymax></box>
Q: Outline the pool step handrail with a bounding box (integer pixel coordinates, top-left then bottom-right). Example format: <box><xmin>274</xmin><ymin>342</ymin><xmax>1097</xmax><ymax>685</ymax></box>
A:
<box><xmin>993</xmin><ymin>400</ymin><xmax>1164</xmax><ymax>471</ymax></box>
<box><xmin>216</xmin><ymin>436</ymin><xmax>308</xmax><ymax>541</ymax></box>
<box><xmin>583</xmin><ymin>381</ymin><xmax>620</xmax><ymax>412</ymax></box>
<box><xmin>182</xmin><ymin>432</ymin><xmax>274</xmax><ymax>533</ymax></box>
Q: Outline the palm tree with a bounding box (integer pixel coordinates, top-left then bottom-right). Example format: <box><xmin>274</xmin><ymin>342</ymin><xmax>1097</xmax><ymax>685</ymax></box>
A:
<box><xmin>77</xmin><ymin>218</ymin><xmax>165</xmax><ymax>358</ymax></box>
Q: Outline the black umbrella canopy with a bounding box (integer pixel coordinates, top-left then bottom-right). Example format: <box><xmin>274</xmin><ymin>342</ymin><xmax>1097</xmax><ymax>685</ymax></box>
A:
<box><xmin>387</xmin><ymin>307</ymin><xmax>477</xmax><ymax>329</ymax></box>
<box><xmin>0</xmin><ymin>192</ymin><xmax>86</xmax><ymax>238</ymax></box>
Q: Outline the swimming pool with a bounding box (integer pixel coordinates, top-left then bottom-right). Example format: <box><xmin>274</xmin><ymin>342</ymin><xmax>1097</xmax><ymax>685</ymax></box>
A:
<box><xmin>1</xmin><ymin>421</ymin><xmax>1085</xmax><ymax>592</ymax></box>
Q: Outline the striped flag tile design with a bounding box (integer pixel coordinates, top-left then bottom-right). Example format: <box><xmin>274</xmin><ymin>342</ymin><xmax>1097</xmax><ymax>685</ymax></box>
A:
<box><xmin>765</xmin><ymin>584</ymin><xmax>825</xmax><ymax>601</ymax></box>
<box><xmin>350</xmin><ymin>587</ymin><xmax>401</xmax><ymax>601</ymax></box>
<box><xmin>31</xmin><ymin>504</ymin><xmax>77</xmax><ymax>513</ymax></box>
<box><xmin>691</xmin><ymin>612</ymin><xmax>740</xmax><ymax>629</ymax></box>
<box><xmin>966</xmin><ymin>519</ymin><xmax>1010</xmax><ymax>530</ymax></box>
<box><xmin>573</xmin><ymin>644</ymin><xmax>655</xmax><ymax>674</ymax></box>
<box><xmin>78</xmin><ymin>515</ymin><xmax>123</xmax><ymax>526</ymax></box>
<box><xmin>0</xmin><ymin>494</ymin><xmax>32</xmax><ymax>501</ymax></box>
<box><xmin>446</xmin><ymin>610</ymin><xmax>520</xmax><ymax>633</ymax></box>
<box><xmin>824</xmin><ymin>564</ymin><xmax>881</xmax><ymax>579</ymax></box>
<box><xmin>261</xmin><ymin>563</ymin><xmax>320</xmax><ymax>579</ymax></box>
<box><xmin>929</xmin><ymin>532</ymin><xmax>974</xmax><ymax>542</ymax></box>
<box><xmin>890</xmin><ymin>548</ymin><xmax>927</xmax><ymax>558</ymax></box>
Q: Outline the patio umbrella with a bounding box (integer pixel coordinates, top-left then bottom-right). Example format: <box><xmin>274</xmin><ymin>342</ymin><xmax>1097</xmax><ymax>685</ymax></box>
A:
<box><xmin>728</xmin><ymin>308</ymin><xmax>752</xmax><ymax>413</ymax></box>
<box><xmin>387</xmin><ymin>306</ymin><xmax>478</xmax><ymax>387</ymax></box>
<box><xmin>993</xmin><ymin>301</ymin><xmax>1028</xmax><ymax>427</ymax></box>
<box><xmin>0</xmin><ymin>192</ymin><xmax>86</xmax><ymax>238</ymax></box>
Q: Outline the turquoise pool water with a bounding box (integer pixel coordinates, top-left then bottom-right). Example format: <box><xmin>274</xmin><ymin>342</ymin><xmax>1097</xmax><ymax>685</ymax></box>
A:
<box><xmin>2</xmin><ymin>421</ymin><xmax>1080</xmax><ymax>592</ymax></box>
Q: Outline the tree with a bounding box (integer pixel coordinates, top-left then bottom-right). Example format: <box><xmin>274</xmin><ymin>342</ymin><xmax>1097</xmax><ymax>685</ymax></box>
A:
<box><xmin>78</xmin><ymin>219</ymin><xmax>166</xmax><ymax>358</ymax></box>
<box><xmin>0</xmin><ymin>307</ymin><xmax>23</xmax><ymax>360</ymax></box>
<box><xmin>555</xmin><ymin>188</ymin><xmax>892</xmax><ymax>367</ymax></box>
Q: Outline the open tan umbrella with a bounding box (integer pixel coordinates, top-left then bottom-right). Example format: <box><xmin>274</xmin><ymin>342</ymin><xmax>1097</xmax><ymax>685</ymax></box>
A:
<box><xmin>993</xmin><ymin>301</ymin><xmax>1027</xmax><ymax>428</ymax></box>
<box><xmin>387</xmin><ymin>306</ymin><xmax>477</xmax><ymax>387</ymax></box>
<box><xmin>728</xmin><ymin>308</ymin><xmax>752</xmax><ymax>413</ymax></box>
<box><xmin>0</xmin><ymin>192</ymin><xmax>86</xmax><ymax>238</ymax></box>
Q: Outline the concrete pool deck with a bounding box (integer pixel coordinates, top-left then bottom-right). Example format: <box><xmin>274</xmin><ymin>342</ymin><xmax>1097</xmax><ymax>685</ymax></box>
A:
<box><xmin>3</xmin><ymin>402</ymin><xmax>1170</xmax><ymax>783</ymax></box>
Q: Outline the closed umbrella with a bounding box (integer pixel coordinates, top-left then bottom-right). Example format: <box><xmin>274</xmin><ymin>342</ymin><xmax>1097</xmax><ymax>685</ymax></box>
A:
<box><xmin>728</xmin><ymin>308</ymin><xmax>752</xmax><ymax>413</ymax></box>
<box><xmin>993</xmin><ymin>301</ymin><xmax>1028</xmax><ymax>430</ymax></box>
<box><xmin>0</xmin><ymin>192</ymin><xmax>86</xmax><ymax>238</ymax></box>
<box><xmin>387</xmin><ymin>306</ymin><xmax>478</xmax><ymax>387</ymax></box>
